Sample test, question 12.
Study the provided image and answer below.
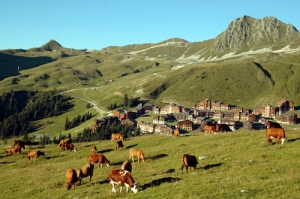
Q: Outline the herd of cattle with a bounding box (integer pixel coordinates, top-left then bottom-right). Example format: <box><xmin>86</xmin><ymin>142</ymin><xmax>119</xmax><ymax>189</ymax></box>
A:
<box><xmin>3</xmin><ymin>121</ymin><xmax>287</xmax><ymax>194</ymax></box>
<box><xmin>202</xmin><ymin>121</ymin><xmax>286</xmax><ymax>145</ymax></box>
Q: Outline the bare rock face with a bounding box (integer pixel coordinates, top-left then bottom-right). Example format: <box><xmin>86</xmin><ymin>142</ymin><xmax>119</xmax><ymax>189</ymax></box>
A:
<box><xmin>213</xmin><ymin>16</ymin><xmax>300</xmax><ymax>52</ymax></box>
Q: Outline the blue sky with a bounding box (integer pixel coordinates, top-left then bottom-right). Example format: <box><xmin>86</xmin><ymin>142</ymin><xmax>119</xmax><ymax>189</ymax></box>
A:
<box><xmin>1</xmin><ymin>0</ymin><xmax>299</xmax><ymax>50</ymax></box>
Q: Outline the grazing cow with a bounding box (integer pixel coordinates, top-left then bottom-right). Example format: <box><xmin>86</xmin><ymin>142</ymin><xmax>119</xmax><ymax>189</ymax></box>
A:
<box><xmin>66</xmin><ymin>169</ymin><xmax>78</xmax><ymax>190</ymax></box>
<box><xmin>76</xmin><ymin>163</ymin><xmax>94</xmax><ymax>184</ymax></box>
<box><xmin>216</xmin><ymin>124</ymin><xmax>232</xmax><ymax>133</ymax></box>
<box><xmin>111</xmin><ymin>133</ymin><xmax>124</xmax><ymax>142</ymax></box>
<box><xmin>173</xmin><ymin>128</ymin><xmax>180</xmax><ymax>137</ymax></box>
<box><xmin>266</xmin><ymin>128</ymin><xmax>286</xmax><ymax>145</ymax></box>
<box><xmin>181</xmin><ymin>154</ymin><xmax>198</xmax><ymax>173</ymax></box>
<box><xmin>87</xmin><ymin>154</ymin><xmax>110</xmax><ymax>168</ymax></box>
<box><xmin>266</xmin><ymin>121</ymin><xmax>282</xmax><ymax>129</ymax></box>
<box><xmin>129</xmin><ymin>149</ymin><xmax>145</xmax><ymax>163</ymax></box>
<box><xmin>27</xmin><ymin>150</ymin><xmax>45</xmax><ymax>160</ymax></box>
<box><xmin>108</xmin><ymin>169</ymin><xmax>138</xmax><ymax>193</ymax></box>
<box><xmin>58</xmin><ymin>138</ymin><xmax>72</xmax><ymax>147</ymax></box>
<box><xmin>121</xmin><ymin>160</ymin><xmax>132</xmax><ymax>173</ymax></box>
<box><xmin>203</xmin><ymin>125</ymin><xmax>217</xmax><ymax>134</ymax></box>
<box><xmin>13</xmin><ymin>140</ymin><xmax>26</xmax><ymax>149</ymax></box>
<box><xmin>91</xmin><ymin>146</ymin><xmax>97</xmax><ymax>154</ymax></box>
<box><xmin>60</xmin><ymin>143</ymin><xmax>76</xmax><ymax>153</ymax></box>
<box><xmin>5</xmin><ymin>145</ymin><xmax>21</xmax><ymax>155</ymax></box>
<box><xmin>116</xmin><ymin>141</ymin><xmax>124</xmax><ymax>151</ymax></box>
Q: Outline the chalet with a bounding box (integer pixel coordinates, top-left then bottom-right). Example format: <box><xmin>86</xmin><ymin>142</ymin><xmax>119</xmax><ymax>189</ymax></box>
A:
<box><xmin>176</xmin><ymin>120</ymin><xmax>193</xmax><ymax>132</ymax></box>
<box><xmin>277</xmin><ymin>98</ymin><xmax>294</xmax><ymax>114</ymax></box>
<box><xmin>173</xmin><ymin>112</ymin><xmax>193</xmax><ymax>122</ymax></box>
<box><xmin>279</xmin><ymin>113</ymin><xmax>297</xmax><ymax>125</ymax></box>
<box><xmin>155</xmin><ymin>124</ymin><xmax>173</xmax><ymax>135</ymax></box>
<box><xmin>137</xmin><ymin>122</ymin><xmax>156</xmax><ymax>134</ymax></box>
<box><xmin>193</xmin><ymin>110</ymin><xmax>215</xmax><ymax>118</ymax></box>
<box><xmin>113</xmin><ymin>110</ymin><xmax>137</xmax><ymax>120</ymax></box>
<box><xmin>160</xmin><ymin>103</ymin><xmax>183</xmax><ymax>114</ymax></box>
<box><xmin>121</xmin><ymin>118</ymin><xmax>137</xmax><ymax>127</ymax></box>
<box><xmin>143</xmin><ymin>104</ymin><xmax>154</xmax><ymax>113</ymax></box>
<box><xmin>153</xmin><ymin>115</ymin><xmax>167</xmax><ymax>124</ymax></box>
<box><xmin>252</xmin><ymin>98</ymin><xmax>294</xmax><ymax>118</ymax></box>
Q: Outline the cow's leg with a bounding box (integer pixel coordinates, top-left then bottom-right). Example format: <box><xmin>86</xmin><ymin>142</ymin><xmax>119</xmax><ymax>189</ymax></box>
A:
<box><xmin>111</xmin><ymin>181</ymin><xmax>117</xmax><ymax>193</ymax></box>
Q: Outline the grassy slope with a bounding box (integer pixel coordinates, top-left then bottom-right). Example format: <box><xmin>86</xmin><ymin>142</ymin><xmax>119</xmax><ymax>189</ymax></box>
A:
<box><xmin>1</xmin><ymin>129</ymin><xmax>300</xmax><ymax>199</ymax></box>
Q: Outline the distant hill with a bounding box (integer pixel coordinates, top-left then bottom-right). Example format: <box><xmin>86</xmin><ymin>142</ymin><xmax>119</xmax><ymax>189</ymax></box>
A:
<box><xmin>1</xmin><ymin>15</ymin><xmax>300</xmax><ymax>109</ymax></box>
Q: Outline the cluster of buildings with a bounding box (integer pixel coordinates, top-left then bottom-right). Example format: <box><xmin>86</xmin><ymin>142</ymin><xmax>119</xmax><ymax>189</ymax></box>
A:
<box><xmin>91</xmin><ymin>98</ymin><xmax>297</xmax><ymax>134</ymax></box>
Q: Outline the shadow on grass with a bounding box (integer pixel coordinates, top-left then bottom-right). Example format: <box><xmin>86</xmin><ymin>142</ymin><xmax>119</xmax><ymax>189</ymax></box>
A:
<box><xmin>98</xmin><ymin>149</ymin><xmax>113</xmax><ymax>153</ymax></box>
<box><xmin>110</xmin><ymin>161</ymin><xmax>125</xmax><ymax>166</ymax></box>
<box><xmin>201</xmin><ymin>163</ymin><xmax>223</xmax><ymax>170</ymax></box>
<box><xmin>98</xmin><ymin>179</ymin><xmax>110</xmax><ymax>185</ymax></box>
<box><xmin>148</xmin><ymin>153</ymin><xmax>168</xmax><ymax>161</ymax></box>
<box><xmin>125</xmin><ymin>144</ymin><xmax>138</xmax><ymax>149</ymax></box>
<box><xmin>163</xmin><ymin>168</ymin><xmax>175</xmax><ymax>174</ymax></box>
<box><xmin>141</xmin><ymin>177</ymin><xmax>181</xmax><ymax>190</ymax></box>
<box><xmin>0</xmin><ymin>161</ymin><xmax>16</xmax><ymax>164</ymax></box>
<box><xmin>287</xmin><ymin>137</ymin><xmax>300</xmax><ymax>143</ymax></box>
<box><xmin>44</xmin><ymin>154</ymin><xmax>67</xmax><ymax>159</ymax></box>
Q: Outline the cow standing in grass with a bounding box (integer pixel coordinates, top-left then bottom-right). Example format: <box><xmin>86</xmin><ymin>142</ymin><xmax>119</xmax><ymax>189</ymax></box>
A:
<box><xmin>66</xmin><ymin>169</ymin><xmax>78</xmax><ymax>190</ymax></box>
<box><xmin>266</xmin><ymin>128</ymin><xmax>286</xmax><ymax>145</ymax></box>
<box><xmin>87</xmin><ymin>154</ymin><xmax>110</xmax><ymax>168</ymax></box>
<box><xmin>27</xmin><ymin>150</ymin><xmax>45</xmax><ymax>160</ymax></box>
<box><xmin>108</xmin><ymin>169</ymin><xmax>138</xmax><ymax>194</ymax></box>
<box><xmin>76</xmin><ymin>163</ymin><xmax>94</xmax><ymax>184</ymax></box>
<box><xmin>129</xmin><ymin>149</ymin><xmax>145</xmax><ymax>163</ymax></box>
<box><xmin>181</xmin><ymin>154</ymin><xmax>198</xmax><ymax>173</ymax></box>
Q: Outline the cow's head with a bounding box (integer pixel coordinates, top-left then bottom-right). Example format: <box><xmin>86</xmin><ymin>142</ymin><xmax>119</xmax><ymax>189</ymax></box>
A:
<box><xmin>131</xmin><ymin>183</ymin><xmax>138</xmax><ymax>194</ymax></box>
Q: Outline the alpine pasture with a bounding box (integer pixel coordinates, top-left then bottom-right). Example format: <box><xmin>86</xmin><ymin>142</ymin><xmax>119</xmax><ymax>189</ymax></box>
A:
<box><xmin>1</xmin><ymin>129</ymin><xmax>300</xmax><ymax>199</ymax></box>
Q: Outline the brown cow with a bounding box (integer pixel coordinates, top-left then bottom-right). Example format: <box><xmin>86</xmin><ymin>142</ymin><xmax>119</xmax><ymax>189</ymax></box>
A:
<box><xmin>216</xmin><ymin>124</ymin><xmax>232</xmax><ymax>133</ymax></box>
<box><xmin>129</xmin><ymin>149</ymin><xmax>145</xmax><ymax>163</ymax></box>
<box><xmin>181</xmin><ymin>154</ymin><xmax>198</xmax><ymax>173</ymax></box>
<box><xmin>87</xmin><ymin>154</ymin><xmax>110</xmax><ymax>168</ymax></box>
<box><xmin>27</xmin><ymin>150</ymin><xmax>45</xmax><ymax>160</ymax></box>
<box><xmin>116</xmin><ymin>141</ymin><xmax>124</xmax><ymax>151</ymax></box>
<box><xmin>204</xmin><ymin>125</ymin><xmax>217</xmax><ymax>134</ymax></box>
<box><xmin>111</xmin><ymin>133</ymin><xmax>124</xmax><ymax>142</ymax></box>
<box><xmin>76</xmin><ymin>163</ymin><xmax>94</xmax><ymax>184</ymax></box>
<box><xmin>91</xmin><ymin>146</ymin><xmax>97</xmax><ymax>154</ymax></box>
<box><xmin>66</xmin><ymin>169</ymin><xmax>78</xmax><ymax>190</ymax></box>
<box><xmin>108</xmin><ymin>169</ymin><xmax>138</xmax><ymax>193</ymax></box>
<box><xmin>266</xmin><ymin>121</ymin><xmax>282</xmax><ymax>129</ymax></box>
<box><xmin>60</xmin><ymin>143</ymin><xmax>76</xmax><ymax>153</ymax></box>
<box><xmin>266</xmin><ymin>128</ymin><xmax>286</xmax><ymax>145</ymax></box>
<box><xmin>13</xmin><ymin>140</ymin><xmax>26</xmax><ymax>149</ymax></box>
<box><xmin>58</xmin><ymin>138</ymin><xmax>72</xmax><ymax>147</ymax></box>
<box><xmin>5</xmin><ymin>145</ymin><xmax>21</xmax><ymax>155</ymax></box>
<box><xmin>174</xmin><ymin>128</ymin><xmax>180</xmax><ymax>137</ymax></box>
<box><xmin>121</xmin><ymin>160</ymin><xmax>132</xmax><ymax>173</ymax></box>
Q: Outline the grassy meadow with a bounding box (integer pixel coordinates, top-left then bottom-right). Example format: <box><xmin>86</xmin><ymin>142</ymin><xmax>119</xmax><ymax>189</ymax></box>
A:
<box><xmin>1</xmin><ymin>129</ymin><xmax>300</xmax><ymax>199</ymax></box>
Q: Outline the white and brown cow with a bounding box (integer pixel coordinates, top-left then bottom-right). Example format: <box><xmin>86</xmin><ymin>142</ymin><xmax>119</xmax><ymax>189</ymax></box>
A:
<box><xmin>108</xmin><ymin>169</ymin><xmax>138</xmax><ymax>194</ymax></box>
<box><xmin>266</xmin><ymin>127</ymin><xmax>286</xmax><ymax>145</ymax></box>
<box><xmin>181</xmin><ymin>154</ymin><xmax>198</xmax><ymax>173</ymax></box>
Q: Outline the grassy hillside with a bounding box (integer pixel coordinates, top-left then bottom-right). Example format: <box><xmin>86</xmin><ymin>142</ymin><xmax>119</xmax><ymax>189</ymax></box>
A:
<box><xmin>1</xmin><ymin>129</ymin><xmax>300</xmax><ymax>199</ymax></box>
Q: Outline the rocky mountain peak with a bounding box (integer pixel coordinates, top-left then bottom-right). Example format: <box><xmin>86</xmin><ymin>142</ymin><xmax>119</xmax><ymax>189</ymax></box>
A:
<box><xmin>213</xmin><ymin>15</ymin><xmax>300</xmax><ymax>52</ymax></box>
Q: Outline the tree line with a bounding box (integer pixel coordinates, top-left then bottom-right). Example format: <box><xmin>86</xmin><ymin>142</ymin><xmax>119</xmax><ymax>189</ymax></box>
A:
<box><xmin>0</xmin><ymin>89</ymin><xmax>71</xmax><ymax>139</ymax></box>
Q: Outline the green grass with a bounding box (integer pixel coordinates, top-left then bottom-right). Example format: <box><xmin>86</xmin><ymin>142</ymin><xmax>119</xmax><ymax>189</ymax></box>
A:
<box><xmin>1</xmin><ymin>129</ymin><xmax>300</xmax><ymax>199</ymax></box>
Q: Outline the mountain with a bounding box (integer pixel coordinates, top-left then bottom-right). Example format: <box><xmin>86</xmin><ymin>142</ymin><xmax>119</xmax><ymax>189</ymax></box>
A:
<box><xmin>1</xmin><ymin>16</ymin><xmax>300</xmax><ymax>109</ymax></box>
<box><xmin>213</xmin><ymin>16</ymin><xmax>300</xmax><ymax>52</ymax></box>
<box><xmin>40</xmin><ymin>39</ymin><xmax>63</xmax><ymax>51</ymax></box>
